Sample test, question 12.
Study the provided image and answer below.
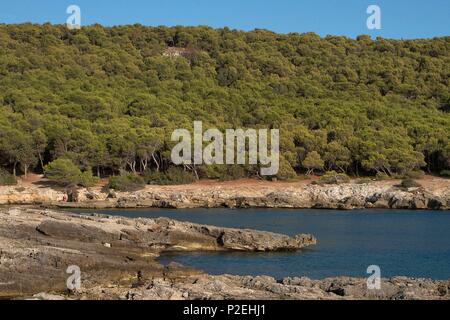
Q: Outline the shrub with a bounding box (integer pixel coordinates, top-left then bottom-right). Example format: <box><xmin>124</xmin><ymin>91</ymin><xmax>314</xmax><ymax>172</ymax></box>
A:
<box><xmin>400</xmin><ymin>178</ymin><xmax>422</xmax><ymax>188</ymax></box>
<box><xmin>404</xmin><ymin>170</ymin><xmax>425</xmax><ymax>179</ymax></box>
<box><xmin>223</xmin><ymin>165</ymin><xmax>247</xmax><ymax>181</ymax></box>
<box><xmin>303</xmin><ymin>151</ymin><xmax>324</xmax><ymax>175</ymax></box>
<box><xmin>108</xmin><ymin>171</ymin><xmax>145</xmax><ymax>191</ymax></box>
<box><xmin>144</xmin><ymin>167</ymin><xmax>196</xmax><ymax>185</ymax></box>
<box><xmin>45</xmin><ymin>158</ymin><xmax>81</xmax><ymax>186</ymax></box>
<box><xmin>375</xmin><ymin>172</ymin><xmax>390</xmax><ymax>181</ymax></box>
<box><xmin>199</xmin><ymin>164</ymin><xmax>247</xmax><ymax>181</ymax></box>
<box><xmin>356</xmin><ymin>178</ymin><xmax>373</xmax><ymax>184</ymax></box>
<box><xmin>275</xmin><ymin>157</ymin><xmax>297</xmax><ymax>181</ymax></box>
<box><xmin>0</xmin><ymin>168</ymin><xmax>17</xmax><ymax>186</ymax></box>
<box><xmin>78</xmin><ymin>171</ymin><xmax>99</xmax><ymax>188</ymax></box>
<box><xmin>44</xmin><ymin>158</ymin><xmax>97</xmax><ymax>187</ymax></box>
<box><xmin>198</xmin><ymin>165</ymin><xmax>225</xmax><ymax>180</ymax></box>
<box><xmin>392</xmin><ymin>170</ymin><xmax>425</xmax><ymax>180</ymax></box>
<box><xmin>318</xmin><ymin>171</ymin><xmax>350</xmax><ymax>185</ymax></box>
<box><xmin>440</xmin><ymin>170</ymin><xmax>450</xmax><ymax>178</ymax></box>
<box><xmin>143</xmin><ymin>170</ymin><xmax>164</xmax><ymax>185</ymax></box>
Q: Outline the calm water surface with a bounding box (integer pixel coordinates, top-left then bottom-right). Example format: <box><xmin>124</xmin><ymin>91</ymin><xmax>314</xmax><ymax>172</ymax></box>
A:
<box><xmin>69</xmin><ymin>208</ymin><xmax>450</xmax><ymax>280</ymax></box>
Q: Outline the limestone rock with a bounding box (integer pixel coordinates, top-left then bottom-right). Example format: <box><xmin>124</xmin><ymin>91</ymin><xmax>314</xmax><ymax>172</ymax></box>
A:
<box><xmin>0</xmin><ymin>207</ymin><xmax>315</xmax><ymax>298</ymax></box>
<box><xmin>1</xmin><ymin>179</ymin><xmax>448</xmax><ymax>210</ymax></box>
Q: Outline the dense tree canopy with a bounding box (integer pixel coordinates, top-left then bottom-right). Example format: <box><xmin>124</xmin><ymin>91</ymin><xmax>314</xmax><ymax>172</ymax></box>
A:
<box><xmin>0</xmin><ymin>23</ymin><xmax>449</xmax><ymax>181</ymax></box>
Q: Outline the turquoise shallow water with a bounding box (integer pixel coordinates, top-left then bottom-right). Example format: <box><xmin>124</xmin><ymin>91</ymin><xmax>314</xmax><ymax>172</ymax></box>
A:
<box><xmin>69</xmin><ymin>208</ymin><xmax>450</xmax><ymax>280</ymax></box>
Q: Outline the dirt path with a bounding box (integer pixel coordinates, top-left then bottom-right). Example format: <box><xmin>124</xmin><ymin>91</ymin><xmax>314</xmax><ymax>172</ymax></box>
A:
<box><xmin>12</xmin><ymin>173</ymin><xmax>450</xmax><ymax>190</ymax></box>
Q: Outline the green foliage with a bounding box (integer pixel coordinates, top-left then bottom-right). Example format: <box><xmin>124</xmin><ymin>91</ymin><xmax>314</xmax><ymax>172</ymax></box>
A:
<box><xmin>400</xmin><ymin>178</ymin><xmax>422</xmax><ymax>188</ymax></box>
<box><xmin>375</xmin><ymin>172</ymin><xmax>390</xmax><ymax>181</ymax></box>
<box><xmin>198</xmin><ymin>165</ymin><xmax>247</xmax><ymax>181</ymax></box>
<box><xmin>275</xmin><ymin>157</ymin><xmax>298</xmax><ymax>180</ymax></box>
<box><xmin>0</xmin><ymin>24</ymin><xmax>449</xmax><ymax>182</ymax></box>
<box><xmin>391</xmin><ymin>170</ymin><xmax>426</xmax><ymax>180</ymax></box>
<box><xmin>44</xmin><ymin>158</ymin><xmax>97</xmax><ymax>187</ymax></box>
<box><xmin>303</xmin><ymin>151</ymin><xmax>324</xmax><ymax>175</ymax></box>
<box><xmin>356</xmin><ymin>177</ymin><xmax>373</xmax><ymax>184</ymax></box>
<box><xmin>108</xmin><ymin>171</ymin><xmax>145</xmax><ymax>191</ymax></box>
<box><xmin>223</xmin><ymin>165</ymin><xmax>247</xmax><ymax>181</ymax></box>
<box><xmin>0</xmin><ymin>168</ymin><xmax>16</xmax><ymax>185</ymax></box>
<box><xmin>440</xmin><ymin>170</ymin><xmax>450</xmax><ymax>178</ymax></box>
<box><xmin>318</xmin><ymin>171</ymin><xmax>351</xmax><ymax>185</ymax></box>
<box><xmin>44</xmin><ymin>158</ymin><xmax>83</xmax><ymax>186</ymax></box>
<box><xmin>144</xmin><ymin>167</ymin><xmax>197</xmax><ymax>185</ymax></box>
<box><xmin>78</xmin><ymin>171</ymin><xmax>99</xmax><ymax>188</ymax></box>
<box><xmin>404</xmin><ymin>170</ymin><xmax>425</xmax><ymax>179</ymax></box>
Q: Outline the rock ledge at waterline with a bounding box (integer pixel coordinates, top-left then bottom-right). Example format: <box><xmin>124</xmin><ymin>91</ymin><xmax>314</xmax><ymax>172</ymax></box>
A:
<box><xmin>0</xmin><ymin>207</ymin><xmax>315</xmax><ymax>298</ymax></box>
<box><xmin>1</xmin><ymin>179</ymin><xmax>449</xmax><ymax>210</ymax></box>
<box><xmin>1</xmin><ymin>207</ymin><xmax>449</xmax><ymax>300</ymax></box>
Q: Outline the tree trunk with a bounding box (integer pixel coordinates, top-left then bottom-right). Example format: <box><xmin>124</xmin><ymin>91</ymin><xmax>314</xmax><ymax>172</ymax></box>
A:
<box><xmin>13</xmin><ymin>162</ymin><xmax>17</xmax><ymax>177</ymax></box>
<box><xmin>186</xmin><ymin>164</ymin><xmax>199</xmax><ymax>180</ymax></box>
<box><xmin>141</xmin><ymin>159</ymin><xmax>148</xmax><ymax>172</ymax></box>
<box><xmin>152</xmin><ymin>153</ymin><xmax>160</xmax><ymax>172</ymax></box>
<box><xmin>38</xmin><ymin>154</ymin><xmax>45</xmax><ymax>173</ymax></box>
<box><xmin>193</xmin><ymin>166</ymin><xmax>199</xmax><ymax>180</ymax></box>
<box><xmin>427</xmin><ymin>153</ymin><xmax>431</xmax><ymax>173</ymax></box>
<box><xmin>385</xmin><ymin>166</ymin><xmax>393</xmax><ymax>176</ymax></box>
<box><xmin>127</xmin><ymin>161</ymin><xmax>137</xmax><ymax>173</ymax></box>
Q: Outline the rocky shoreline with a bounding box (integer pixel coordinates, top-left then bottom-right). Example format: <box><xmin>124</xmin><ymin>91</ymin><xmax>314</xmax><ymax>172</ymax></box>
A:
<box><xmin>0</xmin><ymin>179</ymin><xmax>449</xmax><ymax>210</ymax></box>
<box><xmin>1</xmin><ymin>207</ymin><xmax>449</xmax><ymax>300</ymax></box>
<box><xmin>0</xmin><ymin>207</ymin><xmax>315</xmax><ymax>299</ymax></box>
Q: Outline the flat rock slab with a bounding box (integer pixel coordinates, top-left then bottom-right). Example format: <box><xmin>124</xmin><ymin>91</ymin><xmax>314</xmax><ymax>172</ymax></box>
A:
<box><xmin>0</xmin><ymin>207</ymin><xmax>315</xmax><ymax>298</ymax></box>
<box><xmin>1</xmin><ymin>207</ymin><xmax>448</xmax><ymax>300</ymax></box>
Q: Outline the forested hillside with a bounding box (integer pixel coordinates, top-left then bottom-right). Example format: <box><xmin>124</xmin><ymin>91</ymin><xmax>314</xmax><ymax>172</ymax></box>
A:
<box><xmin>0</xmin><ymin>24</ymin><xmax>449</xmax><ymax>183</ymax></box>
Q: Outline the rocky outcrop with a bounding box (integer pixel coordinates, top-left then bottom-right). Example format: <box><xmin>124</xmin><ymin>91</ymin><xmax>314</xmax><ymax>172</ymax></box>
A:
<box><xmin>134</xmin><ymin>275</ymin><xmax>449</xmax><ymax>300</ymax></box>
<box><xmin>1</xmin><ymin>207</ymin><xmax>448</xmax><ymax>300</ymax></box>
<box><xmin>0</xmin><ymin>185</ymin><xmax>66</xmax><ymax>205</ymax></box>
<box><xmin>1</xmin><ymin>180</ymin><xmax>449</xmax><ymax>210</ymax></box>
<box><xmin>0</xmin><ymin>207</ymin><xmax>315</xmax><ymax>298</ymax></box>
<box><xmin>31</xmin><ymin>273</ymin><xmax>450</xmax><ymax>300</ymax></box>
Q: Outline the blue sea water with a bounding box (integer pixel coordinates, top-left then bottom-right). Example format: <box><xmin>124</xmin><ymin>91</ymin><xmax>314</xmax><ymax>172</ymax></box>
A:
<box><xmin>69</xmin><ymin>208</ymin><xmax>450</xmax><ymax>280</ymax></box>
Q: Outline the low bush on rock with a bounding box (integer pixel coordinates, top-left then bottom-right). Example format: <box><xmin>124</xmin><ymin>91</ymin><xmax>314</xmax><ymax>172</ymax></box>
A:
<box><xmin>274</xmin><ymin>157</ymin><xmax>298</xmax><ymax>181</ymax></box>
<box><xmin>404</xmin><ymin>170</ymin><xmax>425</xmax><ymax>179</ymax></box>
<box><xmin>400</xmin><ymin>178</ymin><xmax>422</xmax><ymax>188</ymax></box>
<box><xmin>144</xmin><ymin>167</ymin><xmax>197</xmax><ymax>185</ymax></box>
<box><xmin>199</xmin><ymin>164</ymin><xmax>247</xmax><ymax>181</ymax></box>
<box><xmin>440</xmin><ymin>170</ymin><xmax>450</xmax><ymax>178</ymax></box>
<box><xmin>108</xmin><ymin>171</ymin><xmax>145</xmax><ymax>191</ymax></box>
<box><xmin>375</xmin><ymin>172</ymin><xmax>390</xmax><ymax>181</ymax></box>
<box><xmin>44</xmin><ymin>158</ymin><xmax>97</xmax><ymax>187</ymax></box>
<box><xmin>318</xmin><ymin>171</ymin><xmax>350</xmax><ymax>185</ymax></box>
<box><xmin>356</xmin><ymin>177</ymin><xmax>373</xmax><ymax>184</ymax></box>
<box><xmin>0</xmin><ymin>168</ymin><xmax>16</xmax><ymax>186</ymax></box>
